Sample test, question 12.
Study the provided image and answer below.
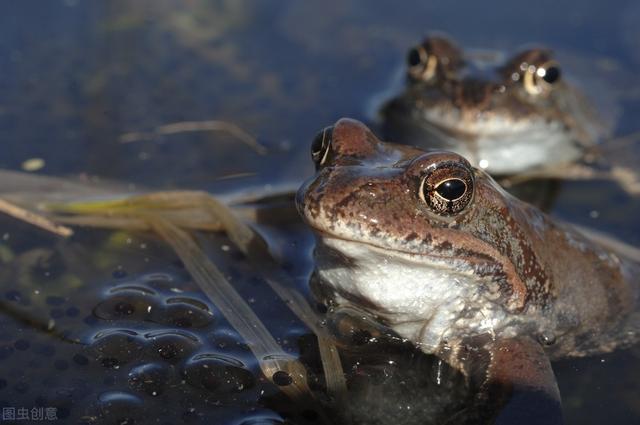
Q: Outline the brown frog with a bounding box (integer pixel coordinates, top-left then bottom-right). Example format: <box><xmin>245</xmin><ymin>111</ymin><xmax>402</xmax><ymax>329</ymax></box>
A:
<box><xmin>296</xmin><ymin>118</ymin><xmax>640</xmax><ymax>415</ymax></box>
<box><xmin>380</xmin><ymin>34</ymin><xmax>614</xmax><ymax>181</ymax></box>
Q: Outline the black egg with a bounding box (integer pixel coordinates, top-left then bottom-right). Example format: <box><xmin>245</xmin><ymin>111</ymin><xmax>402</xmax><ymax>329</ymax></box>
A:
<box><xmin>272</xmin><ymin>370</ymin><xmax>293</xmax><ymax>386</ymax></box>
<box><xmin>93</xmin><ymin>291</ymin><xmax>159</xmax><ymax>322</ymax></box>
<box><xmin>145</xmin><ymin>330</ymin><xmax>200</xmax><ymax>363</ymax></box>
<box><xmin>89</xmin><ymin>330</ymin><xmax>146</xmax><ymax>368</ymax></box>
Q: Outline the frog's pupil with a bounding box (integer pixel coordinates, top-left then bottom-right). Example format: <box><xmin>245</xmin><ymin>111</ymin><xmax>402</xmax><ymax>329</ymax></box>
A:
<box><xmin>542</xmin><ymin>66</ymin><xmax>560</xmax><ymax>84</ymax></box>
<box><xmin>408</xmin><ymin>48</ymin><xmax>422</xmax><ymax>67</ymax></box>
<box><xmin>435</xmin><ymin>179</ymin><xmax>466</xmax><ymax>201</ymax></box>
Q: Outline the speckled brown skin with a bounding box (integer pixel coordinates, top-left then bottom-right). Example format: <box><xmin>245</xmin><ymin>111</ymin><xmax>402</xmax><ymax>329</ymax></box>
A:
<box><xmin>380</xmin><ymin>35</ymin><xmax>605</xmax><ymax>176</ymax></box>
<box><xmin>388</xmin><ymin>38</ymin><xmax>575</xmax><ymax>123</ymax></box>
<box><xmin>297</xmin><ymin>118</ymin><xmax>639</xmax><ymax>360</ymax></box>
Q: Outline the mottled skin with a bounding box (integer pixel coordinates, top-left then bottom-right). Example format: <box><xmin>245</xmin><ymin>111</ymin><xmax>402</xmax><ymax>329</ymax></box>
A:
<box><xmin>380</xmin><ymin>35</ymin><xmax>606</xmax><ymax>176</ymax></box>
<box><xmin>297</xmin><ymin>119</ymin><xmax>639</xmax><ymax>361</ymax></box>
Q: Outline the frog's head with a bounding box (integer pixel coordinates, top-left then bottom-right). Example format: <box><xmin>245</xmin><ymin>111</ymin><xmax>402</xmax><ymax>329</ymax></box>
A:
<box><xmin>381</xmin><ymin>34</ymin><xmax>605</xmax><ymax>175</ymax></box>
<box><xmin>297</xmin><ymin>119</ymin><xmax>553</xmax><ymax>351</ymax></box>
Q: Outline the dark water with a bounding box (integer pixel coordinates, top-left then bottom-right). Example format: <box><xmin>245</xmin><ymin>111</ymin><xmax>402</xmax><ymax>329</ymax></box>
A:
<box><xmin>1</xmin><ymin>1</ymin><xmax>640</xmax><ymax>424</ymax></box>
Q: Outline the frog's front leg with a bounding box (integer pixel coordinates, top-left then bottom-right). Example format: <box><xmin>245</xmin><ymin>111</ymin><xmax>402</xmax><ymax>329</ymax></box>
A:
<box><xmin>442</xmin><ymin>335</ymin><xmax>563</xmax><ymax>425</ymax></box>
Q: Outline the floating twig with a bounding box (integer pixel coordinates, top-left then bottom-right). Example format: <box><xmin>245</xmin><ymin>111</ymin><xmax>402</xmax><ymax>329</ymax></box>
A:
<box><xmin>119</xmin><ymin>120</ymin><xmax>268</xmax><ymax>155</ymax></box>
<box><xmin>0</xmin><ymin>197</ymin><xmax>73</xmax><ymax>237</ymax></box>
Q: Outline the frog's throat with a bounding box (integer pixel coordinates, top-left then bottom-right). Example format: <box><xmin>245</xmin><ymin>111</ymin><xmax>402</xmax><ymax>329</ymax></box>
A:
<box><xmin>312</xmin><ymin>232</ymin><xmax>528</xmax><ymax>312</ymax></box>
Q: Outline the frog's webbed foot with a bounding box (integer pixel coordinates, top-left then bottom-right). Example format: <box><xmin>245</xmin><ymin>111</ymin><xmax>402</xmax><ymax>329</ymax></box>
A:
<box><xmin>441</xmin><ymin>335</ymin><xmax>563</xmax><ymax>425</ymax></box>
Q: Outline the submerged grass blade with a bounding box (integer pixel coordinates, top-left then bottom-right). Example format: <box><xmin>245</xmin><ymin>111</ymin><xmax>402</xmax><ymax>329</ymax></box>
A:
<box><xmin>145</xmin><ymin>215</ymin><xmax>313</xmax><ymax>401</ymax></box>
<box><xmin>191</xmin><ymin>193</ymin><xmax>348</xmax><ymax>400</ymax></box>
<box><xmin>54</xmin><ymin>215</ymin><xmax>151</xmax><ymax>230</ymax></box>
<box><xmin>261</xmin><ymin>274</ymin><xmax>347</xmax><ymax>400</ymax></box>
<box><xmin>119</xmin><ymin>119</ymin><xmax>268</xmax><ymax>155</ymax></box>
<box><xmin>49</xmin><ymin>191</ymin><xmax>256</xmax><ymax>250</ymax></box>
<box><xmin>0</xmin><ymin>197</ymin><xmax>73</xmax><ymax>237</ymax></box>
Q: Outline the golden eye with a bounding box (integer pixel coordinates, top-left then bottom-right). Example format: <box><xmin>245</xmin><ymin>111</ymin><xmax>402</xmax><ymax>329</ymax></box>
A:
<box><xmin>419</xmin><ymin>164</ymin><xmax>474</xmax><ymax>216</ymax></box>
<box><xmin>523</xmin><ymin>61</ymin><xmax>561</xmax><ymax>95</ymax></box>
<box><xmin>311</xmin><ymin>127</ymin><xmax>333</xmax><ymax>168</ymax></box>
<box><xmin>407</xmin><ymin>45</ymin><xmax>438</xmax><ymax>81</ymax></box>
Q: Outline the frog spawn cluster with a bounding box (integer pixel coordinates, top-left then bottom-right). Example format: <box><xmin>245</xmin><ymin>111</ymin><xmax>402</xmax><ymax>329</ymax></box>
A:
<box><xmin>0</xmin><ymin>271</ymin><xmax>273</xmax><ymax>424</ymax></box>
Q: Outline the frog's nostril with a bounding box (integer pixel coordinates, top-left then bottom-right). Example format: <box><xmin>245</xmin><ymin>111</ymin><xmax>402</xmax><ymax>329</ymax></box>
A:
<box><xmin>311</xmin><ymin>126</ymin><xmax>333</xmax><ymax>168</ymax></box>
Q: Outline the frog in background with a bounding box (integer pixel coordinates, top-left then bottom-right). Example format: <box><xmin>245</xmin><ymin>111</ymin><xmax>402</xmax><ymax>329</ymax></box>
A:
<box><xmin>380</xmin><ymin>34</ymin><xmax>639</xmax><ymax>194</ymax></box>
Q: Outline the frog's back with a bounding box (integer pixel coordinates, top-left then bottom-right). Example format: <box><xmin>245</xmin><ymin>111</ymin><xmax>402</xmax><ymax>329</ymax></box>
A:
<box><xmin>543</xmin><ymin>223</ymin><xmax>640</xmax><ymax>358</ymax></box>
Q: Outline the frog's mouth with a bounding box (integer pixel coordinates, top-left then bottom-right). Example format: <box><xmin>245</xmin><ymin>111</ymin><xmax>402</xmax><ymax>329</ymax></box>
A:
<box><xmin>307</xmin><ymin>224</ymin><xmax>528</xmax><ymax>313</ymax></box>
<box><xmin>402</xmin><ymin>110</ymin><xmax>580</xmax><ymax>175</ymax></box>
<box><xmin>311</xmin><ymin>231</ymin><xmax>479</xmax><ymax>278</ymax></box>
<box><xmin>386</xmin><ymin>91</ymin><xmax>571</xmax><ymax>141</ymax></box>
<box><xmin>310</xmin><ymin>227</ymin><xmax>449</xmax><ymax>260</ymax></box>
<box><xmin>416</xmin><ymin>104</ymin><xmax>571</xmax><ymax>142</ymax></box>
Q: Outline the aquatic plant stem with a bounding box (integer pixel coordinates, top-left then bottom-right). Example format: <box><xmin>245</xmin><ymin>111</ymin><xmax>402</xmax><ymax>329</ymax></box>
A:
<box><xmin>146</xmin><ymin>215</ymin><xmax>312</xmax><ymax>400</ymax></box>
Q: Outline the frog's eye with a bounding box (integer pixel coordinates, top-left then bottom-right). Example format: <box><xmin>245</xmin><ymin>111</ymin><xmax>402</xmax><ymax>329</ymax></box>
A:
<box><xmin>419</xmin><ymin>163</ymin><xmax>474</xmax><ymax>216</ymax></box>
<box><xmin>407</xmin><ymin>45</ymin><xmax>438</xmax><ymax>81</ymax></box>
<box><xmin>523</xmin><ymin>61</ymin><xmax>562</xmax><ymax>95</ymax></box>
<box><xmin>311</xmin><ymin>126</ymin><xmax>333</xmax><ymax>168</ymax></box>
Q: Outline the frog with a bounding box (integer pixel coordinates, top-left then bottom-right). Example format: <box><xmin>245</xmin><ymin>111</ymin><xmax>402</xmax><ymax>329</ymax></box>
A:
<box><xmin>296</xmin><ymin>118</ymin><xmax>640</xmax><ymax>419</ymax></box>
<box><xmin>379</xmin><ymin>34</ymin><xmax>639</xmax><ymax>192</ymax></box>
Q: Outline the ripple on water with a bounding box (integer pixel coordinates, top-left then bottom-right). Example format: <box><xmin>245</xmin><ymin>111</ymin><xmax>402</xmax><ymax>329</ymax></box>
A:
<box><xmin>88</xmin><ymin>330</ymin><xmax>147</xmax><ymax>369</ymax></box>
<box><xmin>93</xmin><ymin>280</ymin><xmax>215</xmax><ymax>329</ymax></box>
<box><xmin>127</xmin><ymin>363</ymin><xmax>170</xmax><ymax>397</ymax></box>
<box><xmin>182</xmin><ymin>353</ymin><xmax>256</xmax><ymax>394</ymax></box>
<box><xmin>236</xmin><ymin>417</ymin><xmax>286</xmax><ymax>425</ymax></box>
<box><xmin>96</xmin><ymin>390</ymin><xmax>144</xmax><ymax>424</ymax></box>
<box><xmin>93</xmin><ymin>290</ymin><xmax>161</xmax><ymax>322</ymax></box>
<box><xmin>158</xmin><ymin>302</ymin><xmax>214</xmax><ymax>328</ymax></box>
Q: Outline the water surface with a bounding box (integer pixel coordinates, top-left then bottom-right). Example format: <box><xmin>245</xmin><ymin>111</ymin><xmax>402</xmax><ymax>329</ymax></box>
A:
<box><xmin>1</xmin><ymin>1</ymin><xmax>639</xmax><ymax>424</ymax></box>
